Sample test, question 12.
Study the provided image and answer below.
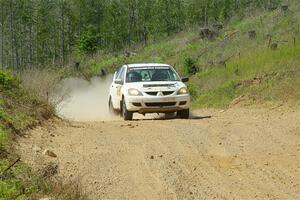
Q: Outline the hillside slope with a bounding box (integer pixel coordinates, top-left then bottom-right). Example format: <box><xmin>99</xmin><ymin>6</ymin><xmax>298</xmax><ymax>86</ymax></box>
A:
<box><xmin>0</xmin><ymin>70</ymin><xmax>86</xmax><ymax>199</ymax></box>
<box><xmin>82</xmin><ymin>3</ymin><xmax>300</xmax><ymax>108</ymax></box>
<box><xmin>0</xmin><ymin>70</ymin><xmax>52</xmax><ymax>199</ymax></box>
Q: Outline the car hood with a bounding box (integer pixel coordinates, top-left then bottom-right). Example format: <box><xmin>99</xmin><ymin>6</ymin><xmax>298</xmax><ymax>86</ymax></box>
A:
<box><xmin>125</xmin><ymin>81</ymin><xmax>186</xmax><ymax>92</ymax></box>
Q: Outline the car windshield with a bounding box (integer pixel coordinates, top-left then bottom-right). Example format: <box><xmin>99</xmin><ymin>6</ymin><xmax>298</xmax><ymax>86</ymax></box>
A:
<box><xmin>126</xmin><ymin>66</ymin><xmax>180</xmax><ymax>83</ymax></box>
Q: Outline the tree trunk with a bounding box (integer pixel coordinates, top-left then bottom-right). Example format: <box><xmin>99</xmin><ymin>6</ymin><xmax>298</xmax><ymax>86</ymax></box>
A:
<box><xmin>29</xmin><ymin>23</ymin><xmax>33</xmax><ymax>65</ymax></box>
<box><xmin>1</xmin><ymin>2</ymin><xmax>4</xmax><ymax>68</ymax></box>
<box><xmin>60</xmin><ymin>0</ymin><xmax>65</xmax><ymax>64</ymax></box>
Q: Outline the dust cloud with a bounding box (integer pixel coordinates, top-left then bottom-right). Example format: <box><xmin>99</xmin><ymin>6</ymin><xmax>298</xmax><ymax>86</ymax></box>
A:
<box><xmin>54</xmin><ymin>75</ymin><xmax>118</xmax><ymax>121</ymax></box>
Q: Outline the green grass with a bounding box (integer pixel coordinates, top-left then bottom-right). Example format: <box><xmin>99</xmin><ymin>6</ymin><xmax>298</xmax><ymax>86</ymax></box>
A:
<box><xmin>195</xmin><ymin>80</ymin><xmax>239</xmax><ymax>108</ymax></box>
<box><xmin>0</xmin><ymin>160</ymin><xmax>41</xmax><ymax>200</ymax></box>
<box><xmin>192</xmin><ymin>43</ymin><xmax>300</xmax><ymax>108</ymax></box>
<box><xmin>0</xmin><ymin>125</ymin><xmax>9</xmax><ymax>151</ymax></box>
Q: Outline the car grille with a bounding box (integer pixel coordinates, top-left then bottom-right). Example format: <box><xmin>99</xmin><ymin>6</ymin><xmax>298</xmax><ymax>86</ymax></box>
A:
<box><xmin>132</xmin><ymin>103</ymin><xmax>142</xmax><ymax>107</ymax></box>
<box><xmin>145</xmin><ymin>91</ymin><xmax>174</xmax><ymax>96</ymax></box>
<box><xmin>162</xmin><ymin>91</ymin><xmax>174</xmax><ymax>95</ymax></box>
<box><xmin>145</xmin><ymin>92</ymin><xmax>158</xmax><ymax>96</ymax></box>
<box><xmin>145</xmin><ymin>102</ymin><xmax>176</xmax><ymax>107</ymax></box>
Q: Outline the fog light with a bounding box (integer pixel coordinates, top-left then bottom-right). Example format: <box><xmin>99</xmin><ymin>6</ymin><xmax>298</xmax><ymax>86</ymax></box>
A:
<box><xmin>132</xmin><ymin>103</ymin><xmax>142</xmax><ymax>107</ymax></box>
<box><xmin>179</xmin><ymin>101</ymin><xmax>187</xmax><ymax>105</ymax></box>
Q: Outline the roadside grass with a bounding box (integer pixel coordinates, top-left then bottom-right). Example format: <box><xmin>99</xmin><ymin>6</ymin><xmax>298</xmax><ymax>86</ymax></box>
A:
<box><xmin>193</xmin><ymin>44</ymin><xmax>300</xmax><ymax>108</ymax></box>
<box><xmin>0</xmin><ymin>71</ymin><xmax>54</xmax><ymax>133</ymax></box>
<box><xmin>0</xmin><ymin>154</ymin><xmax>87</xmax><ymax>200</ymax></box>
<box><xmin>17</xmin><ymin>68</ymin><xmax>70</xmax><ymax>107</ymax></box>
<box><xmin>245</xmin><ymin>74</ymin><xmax>300</xmax><ymax>104</ymax></box>
<box><xmin>0</xmin><ymin>70</ymin><xmax>87</xmax><ymax>200</ymax></box>
<box><xmin>195</xmin><ymin>80</ymin><xmax>239</xmax><ymax>108</ymax></box>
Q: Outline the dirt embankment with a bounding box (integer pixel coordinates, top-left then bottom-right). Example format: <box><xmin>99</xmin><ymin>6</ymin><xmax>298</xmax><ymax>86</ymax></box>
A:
<box><xmin>17</xmin><ymin>106</ymin><xmax>300</xmax><ymax>200</ymax></box>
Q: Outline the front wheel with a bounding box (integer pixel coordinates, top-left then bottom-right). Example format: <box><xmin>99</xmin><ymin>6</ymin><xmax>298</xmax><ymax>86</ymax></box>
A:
<box><xmin>122</xmin><ymin>100</ymin><xmax>133</xmax><ymax>121</ymax></box>
<box><xmin>177</xmin><ymin>109</ymin><xmax>190</xmax><ymax>119</ymax></box>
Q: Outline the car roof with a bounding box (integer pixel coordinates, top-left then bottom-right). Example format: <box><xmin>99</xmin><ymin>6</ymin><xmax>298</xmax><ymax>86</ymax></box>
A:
<box><xmin>126</xmin><ymin>63</ymin><xmax>171</xmax><ymax>68</ymax></box>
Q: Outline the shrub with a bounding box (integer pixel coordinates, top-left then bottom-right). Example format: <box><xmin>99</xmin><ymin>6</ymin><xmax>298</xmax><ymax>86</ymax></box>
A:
<box><xmin>0</xmin><ymin>70</ymin><xmax>16</xmax><ymax>89</ymax></box>
<box><xmin>79</xmin><ymin>32</ymin><xmax>100</xmax><ymax>55</ymax></box>
<box><xmin>18</xmin><ymin>68</ymin><xmax>66</xmax><ymax>106</ymax></box>
<box><xmin>184</xmin><ymin>57</ymin><xmax>199</xmax><ymax>75</ymax></box>
<box><xmin>186</xmin><ymin>82</ymin><xmax>199</xmax><ymax>101</ymax></box>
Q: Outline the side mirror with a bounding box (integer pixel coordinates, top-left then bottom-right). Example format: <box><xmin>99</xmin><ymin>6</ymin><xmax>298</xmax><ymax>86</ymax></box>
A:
<box><xmin>114</xmin><ymin>79</ymin><xmax>123</xmax><ymax>85</ymax></box>
<box><xmin>181</xmin><ymin>77</ymin><xmax>189</xmax><ymax>83</ymax></box>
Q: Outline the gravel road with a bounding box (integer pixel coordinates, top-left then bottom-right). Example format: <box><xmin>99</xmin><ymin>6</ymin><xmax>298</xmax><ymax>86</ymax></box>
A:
<box><xmin>18</xmin><ymin>106</ymin><xmax>300</xmax><ymax>200</ymax></box>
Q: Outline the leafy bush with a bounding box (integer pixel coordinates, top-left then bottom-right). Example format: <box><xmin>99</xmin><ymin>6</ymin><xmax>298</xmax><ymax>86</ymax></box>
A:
<box><xmin>78</xmin><ymin>32</ymin><xmax>100</xmax><ymax>55</ymax></box>
<box><xmin>184</xmin><ymin>57</ymin><xmax>199</xmax><ymax>75</ymax></box>
<box><xmin>186</xmin><ymin>82</ymin><xmax>199</xmax><ymax>101</ymax></box>
<box><xmin>0</xmin><ymin>70</ymin><xmax>16</xmax><ymax>89</ymax></box>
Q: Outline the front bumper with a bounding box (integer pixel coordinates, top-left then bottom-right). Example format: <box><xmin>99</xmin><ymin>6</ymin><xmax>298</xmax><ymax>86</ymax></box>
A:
<box><xmin>125</xmin><ymin>94</ymin><xmax>190</xmax><ymax>113</ymax></box>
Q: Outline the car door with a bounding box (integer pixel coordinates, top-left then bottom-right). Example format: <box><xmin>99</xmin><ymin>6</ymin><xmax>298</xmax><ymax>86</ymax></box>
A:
<box><xmin>110</xmin><ymin>66</ymin><xmax>125</xmax><ymax>109</ymax></box>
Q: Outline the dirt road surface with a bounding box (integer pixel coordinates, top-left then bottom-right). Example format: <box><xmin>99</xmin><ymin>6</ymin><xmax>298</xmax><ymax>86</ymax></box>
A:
<box><xmin>17</xmin><ymin>106</ymin><xmax>300</xmax><ymax>200</ymax></box>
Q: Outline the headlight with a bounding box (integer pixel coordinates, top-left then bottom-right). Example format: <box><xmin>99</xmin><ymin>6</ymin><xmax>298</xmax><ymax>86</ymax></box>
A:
<box><xmin>128</xmin><ymin>88</ymin><xmax>143</xmax><ymax>96</ymax></box>
<box><xmin>177</xmin><ymin>87</ymin><xmax>189</xmax><ymax>95</ymax></box>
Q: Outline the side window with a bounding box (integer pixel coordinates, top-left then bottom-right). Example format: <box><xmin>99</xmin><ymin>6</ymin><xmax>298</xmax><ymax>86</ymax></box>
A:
<box><xmin>115</xmin><ymin>69</ymin><xmax>121</xmax><ymax>79</ymax></box>
<box><xmin>117</xmin><ymin>67</ymin><xmax>125</xmax><ymax>80</ymax></box>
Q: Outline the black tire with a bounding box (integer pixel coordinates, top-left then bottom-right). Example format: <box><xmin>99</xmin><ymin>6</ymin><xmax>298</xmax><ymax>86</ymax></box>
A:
<box><xmin>177</xmin><ymin>109</ymin><xmax>190</xmax><ymax>119</ymax></box>
<box><xmin>109</xmin><ymin>97</ymin><xmax>118</xmax><ymax>115</ymax></box>
<box><xmin>122</xmin><ymin>99</ymin><xmax>133</xmax><ymax>121</ymax></box>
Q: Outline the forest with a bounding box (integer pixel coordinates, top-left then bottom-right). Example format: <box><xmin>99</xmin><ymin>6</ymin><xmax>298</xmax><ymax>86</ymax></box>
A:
<box><xmin>0</xmin><ymin>0</ymin><xmax>281</xmax><ymax>70</ymax></box>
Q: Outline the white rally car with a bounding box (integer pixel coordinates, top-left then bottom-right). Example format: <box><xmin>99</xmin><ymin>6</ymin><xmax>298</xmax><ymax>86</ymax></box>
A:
<box><xmin>109</xmin><ymin>63</ymin><xmax>190</xmax><ymax>120</ymax></box>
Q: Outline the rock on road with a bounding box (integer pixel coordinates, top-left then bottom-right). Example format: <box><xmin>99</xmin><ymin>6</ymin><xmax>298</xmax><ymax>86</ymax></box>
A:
<box><xmin>18</xmin><ymin>107</ymin><xmax>300</xmax><ymax>200</ymax></box>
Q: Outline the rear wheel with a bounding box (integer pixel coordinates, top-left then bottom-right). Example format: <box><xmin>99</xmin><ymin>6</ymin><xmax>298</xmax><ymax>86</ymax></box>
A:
<box><xmin>122</xmin><ymin>99</ymin><xmax>133</xmax><ymax>121</ymax></box>
<box><xmin>177</xmin><ymin>109</ymin><xmax>190</xmax><ymax>119</ymax></box>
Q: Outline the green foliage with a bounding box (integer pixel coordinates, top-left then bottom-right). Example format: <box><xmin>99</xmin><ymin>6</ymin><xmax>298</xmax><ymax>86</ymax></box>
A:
<box><xmin>0</xmin><ymin>161</ymin><xmax>36</xmax><ymax>200</ymax></box>
<box><xmin>184</xmin><ymin>57</ymin><xmax>199</xmax><ymax>76</ymax></box>
<box><xmin>79</xmin><ymin>32</ymin><xmax>100</xmax><ymax>55</ymax></box>
<box><xmin>0</xmin><ymin>71</ymin><xmax>16</xmax><ymax>90</ymax></box>
<box><xmin>0</xmin><ymin>157</ymin><xmax>84</xmax><ymax>200</ymax></box>
<box><xmin>186</xmin><ymin>82</ymin><xmax>199</xmax><ymax>101</ymax></box>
